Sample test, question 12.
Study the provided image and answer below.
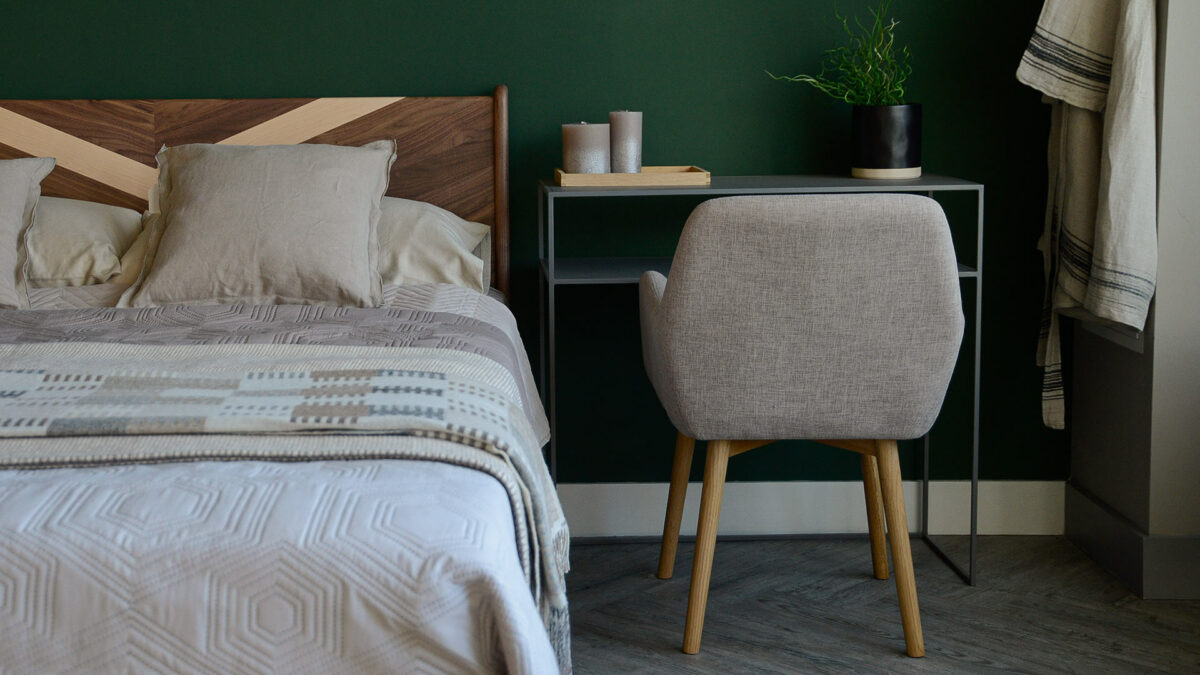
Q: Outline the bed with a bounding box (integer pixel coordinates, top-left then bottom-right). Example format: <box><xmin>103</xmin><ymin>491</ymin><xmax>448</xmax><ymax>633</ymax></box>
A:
<box><xmin>0</xmin><ymin>88</ymin><xmax>569</xmax><ymax>674</ymax></box>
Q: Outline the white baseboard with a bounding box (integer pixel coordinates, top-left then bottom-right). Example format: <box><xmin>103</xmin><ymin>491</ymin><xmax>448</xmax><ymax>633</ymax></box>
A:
<box><xmin>558</xmin><ymin>481</ymin><xmax>1064</xmax><ymax>538</ymax></box>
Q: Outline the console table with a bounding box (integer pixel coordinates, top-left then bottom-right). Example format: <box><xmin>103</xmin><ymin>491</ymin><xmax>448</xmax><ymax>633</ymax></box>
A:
<box><xmin>537</xmin><ymin>174</ymin><xmax>984</xmax><ymax>584</ymax></box>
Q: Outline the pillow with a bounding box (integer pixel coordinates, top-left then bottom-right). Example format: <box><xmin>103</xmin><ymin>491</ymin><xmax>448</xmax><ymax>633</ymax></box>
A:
<box><xmin>25</xmin><ymin>197</ymin><xmax>143</xmax><ymax>287</ymax></box>
<box><xmin>474</xmin><ymin>230</ymin><xmax>493</xmax><ymax>291</ymax></box>
<box><xmin>378</xmin><ymin>197</ymin><xmax>490</xmax><ymax>292</ymax></box>
<box><xmin>111</xmin><ymin>215</ymin><xmax>153</xmax><ymax>288</ymax></box>
<box><xmin>121</xmin><ymin>141</ymin><xmax>395</xmax><ymax>308</ymax></box>
<box><xmin>25</xmin><ymin>216</ymin><xmax>155</xmax><ymax>311</ymax></box>
<box><xmin>0</xmin><ymin>157</ymin><xmax>55</xmax><ymax>308</ymax></box>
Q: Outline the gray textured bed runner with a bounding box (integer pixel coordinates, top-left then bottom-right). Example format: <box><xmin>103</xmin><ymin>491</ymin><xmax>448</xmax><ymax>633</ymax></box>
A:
<box><xmin>0</xmin><ymin>304</ymin><xmax>541</xmax><ymax>431</ymax></box>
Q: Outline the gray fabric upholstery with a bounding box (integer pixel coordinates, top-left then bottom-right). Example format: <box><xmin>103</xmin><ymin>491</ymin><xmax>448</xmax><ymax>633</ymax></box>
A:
<box><xmin>639</xmin><ymin>194</ymin><xmax>964</xmax><ymax>441</ymax></box>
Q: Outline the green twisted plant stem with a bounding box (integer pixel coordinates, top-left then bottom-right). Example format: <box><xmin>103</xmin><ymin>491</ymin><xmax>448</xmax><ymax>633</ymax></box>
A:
<box><xmin>768</xmin><ymin>0</ymin><xmax>912</xmax><ymax>106</ymax></box>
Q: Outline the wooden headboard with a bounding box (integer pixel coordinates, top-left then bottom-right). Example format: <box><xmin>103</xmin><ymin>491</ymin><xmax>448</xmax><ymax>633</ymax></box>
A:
<box><xmin>0</xmin><ymin>85</ymin><xmax>511</xmax><ymax>296</ymax></box>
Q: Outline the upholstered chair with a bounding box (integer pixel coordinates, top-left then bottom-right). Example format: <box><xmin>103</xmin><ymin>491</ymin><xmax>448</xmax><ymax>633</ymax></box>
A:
<box><xmin>639</xmin><ymin>194</ymin><xmax>964</xmax><ymax>657</ymax></box>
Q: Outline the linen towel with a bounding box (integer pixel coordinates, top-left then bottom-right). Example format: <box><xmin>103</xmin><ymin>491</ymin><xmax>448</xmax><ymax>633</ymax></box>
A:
<box><xmin>1017</xmin><ymin>0</ymin><xmax>1157</xmax><ymax>429</ymax></box>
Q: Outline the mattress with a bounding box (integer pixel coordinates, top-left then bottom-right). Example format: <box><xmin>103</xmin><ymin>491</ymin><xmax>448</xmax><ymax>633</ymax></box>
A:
<box><xmin>0</xmin><ymin>284</ymin><xmax>568</xmax><ymax>674</ymax></box>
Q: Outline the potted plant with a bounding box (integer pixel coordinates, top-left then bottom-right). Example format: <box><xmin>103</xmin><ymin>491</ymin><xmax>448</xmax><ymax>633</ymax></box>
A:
<box><xmin>768</xmin><ymin>0</ymin><xmax>921</xmax><ymax>179</ymax></box>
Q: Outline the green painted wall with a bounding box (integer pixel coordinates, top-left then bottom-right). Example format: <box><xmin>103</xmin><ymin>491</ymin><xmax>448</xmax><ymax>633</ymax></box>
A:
<box><xmin>0</xmin><ymin>0</ymin><xmax>1065</xmax><ymax>482</ymax></box>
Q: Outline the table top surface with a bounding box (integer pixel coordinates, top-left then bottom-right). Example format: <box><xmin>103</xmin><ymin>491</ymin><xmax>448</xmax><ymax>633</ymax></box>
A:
<box><xmin>540</xmin><ymin>173</ymin><xmax>983</xmax><ymax>197</ymax></box>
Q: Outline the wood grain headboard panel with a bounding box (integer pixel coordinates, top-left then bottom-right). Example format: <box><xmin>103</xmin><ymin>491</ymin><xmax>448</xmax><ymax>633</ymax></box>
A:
<box><xmin>0</xmin><ymin>86</ymin><xmax>511</xmax><ymax>295</ymax></box>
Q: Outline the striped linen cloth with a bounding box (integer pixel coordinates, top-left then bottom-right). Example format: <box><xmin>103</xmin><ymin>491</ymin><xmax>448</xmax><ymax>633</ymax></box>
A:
<box><xmin>1017</xmin><ymin>0</ymin><xmax>1157</xmax><ymax>429</ymax></box>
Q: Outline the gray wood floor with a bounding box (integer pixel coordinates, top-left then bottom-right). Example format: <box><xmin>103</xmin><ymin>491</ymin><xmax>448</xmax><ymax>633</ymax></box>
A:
<box><xmin>567</xmin><ymin>536</ymin><xmax>1200</xmax><ymax>674</ymax></box>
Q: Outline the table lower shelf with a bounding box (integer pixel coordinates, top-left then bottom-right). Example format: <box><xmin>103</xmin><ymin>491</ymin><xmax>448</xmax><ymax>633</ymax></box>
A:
<box><xmin>541</xmin><ymin>257</ymin><xmax>672</xmax><ymax>285</ymax></box>
<box><xmin>542</xmin><ymin>257</ymin><xmax>977</xmax><ymax>285</ymax></box>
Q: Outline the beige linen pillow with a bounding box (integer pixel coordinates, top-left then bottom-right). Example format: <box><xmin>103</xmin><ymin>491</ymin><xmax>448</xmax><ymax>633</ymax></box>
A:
<box><xmin>112</xmin><ymin>219</ymin><xmax>152</xmax><ymax>288</ymax></box>
<box><xmin>378</xmin><ymin>197</ymin><xmax>490</xmax><ymax>292</ymax></box>
<box><xmin>474</xmin><ymin>230</ymin><xmax>492</xmax><ymax>291</ymax></box>
<box><xmin>0</xmin><ymin>157</ymin><xmax>55</xmax><ymax>308</ymax></box>
<box><xmin>121</xmin><ymin>141</ymin><xmax>395</xmax><ymax>308</ymax></box>
<box><xmin>26</xmin><ymin>197</ymin><xmax>143</xmax><ymax>287</ymax></box>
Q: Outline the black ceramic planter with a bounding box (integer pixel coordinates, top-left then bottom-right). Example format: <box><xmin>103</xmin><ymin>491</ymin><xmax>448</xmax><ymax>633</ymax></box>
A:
<box><xmin>851</xmin><ymin>103</ymin><xmax>922</xmax><ymax>179</ymax></box>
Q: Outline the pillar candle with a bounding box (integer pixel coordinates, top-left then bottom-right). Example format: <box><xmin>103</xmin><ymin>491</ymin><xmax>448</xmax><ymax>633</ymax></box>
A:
<box><xmin>609</xmin><ymin>110</ymin><xmax>643</xmax><ymax>173</ymax></box>
<box><xmin>562</xmin><ymin>122</ymin><xmax>610</xmax><ymax>174</ymax></box>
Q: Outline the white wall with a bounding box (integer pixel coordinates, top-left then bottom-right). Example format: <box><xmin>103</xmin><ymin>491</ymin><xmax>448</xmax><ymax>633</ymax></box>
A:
<box><xmin>1149</xmin><ymin>0</ymin><xmax>1200</xmax><ymax>535</ymax></box>
<box><xmin>560</xmin><ymin>481</ymin><xmax>1065</xmax><ymax>538</ymax></box>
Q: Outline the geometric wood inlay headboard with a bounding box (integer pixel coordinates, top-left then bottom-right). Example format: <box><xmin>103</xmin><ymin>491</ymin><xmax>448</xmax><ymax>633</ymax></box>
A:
<box><xmin>0</xmin><ymin>85</ymin><xmax>511</xmax><ymax>296</ymax></box>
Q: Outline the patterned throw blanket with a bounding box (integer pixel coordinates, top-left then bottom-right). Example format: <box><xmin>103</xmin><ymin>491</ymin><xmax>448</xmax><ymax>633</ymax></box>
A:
<box><xmin>0</xmin><ymin>364</ymin><xmax>519</xmax><ymax>441</ymax></box>
<box><xmin>0</xmin><ymin>303</ymin><xmax>569</xmax><ymax>671</ymax></box>
<box><xmin>0</xmin><ymin>302</ymin><xmax>543</xmax><ymax>426</ymax></box>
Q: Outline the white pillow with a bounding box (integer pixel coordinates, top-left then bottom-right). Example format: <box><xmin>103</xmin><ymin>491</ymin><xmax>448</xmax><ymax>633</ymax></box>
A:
<box><xmin>0</xmin><ymin>157</ymin><xmax>54</xmax><ymax>308</ymax></box>
<box><xmin>25</xmin><ymin>197</ymin><xmax>143</xmax><ymax>287</ymax></box>
<box><xmin>378</xmin><ymin>197</ymin><xmax>490</xmax><ymax>292</ymax></box>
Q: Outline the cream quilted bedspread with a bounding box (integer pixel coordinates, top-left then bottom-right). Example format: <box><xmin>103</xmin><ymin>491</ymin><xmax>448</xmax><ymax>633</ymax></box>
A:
<box><xmin>0</xmin><ymin>285</ymin><xmax>568</xmax><ymax>674</ymax></box>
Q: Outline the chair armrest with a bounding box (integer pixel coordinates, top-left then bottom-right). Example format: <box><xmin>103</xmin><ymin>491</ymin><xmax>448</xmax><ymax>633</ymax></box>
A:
<box><xmin>639</xmin><ymin>270</ymin><xmax>669</xmax><ymax>394</ymax></box>
<box><xmin>640</xmin><ymin>270</ymin><xmax>667</xmax><ymax>310</ymax></box>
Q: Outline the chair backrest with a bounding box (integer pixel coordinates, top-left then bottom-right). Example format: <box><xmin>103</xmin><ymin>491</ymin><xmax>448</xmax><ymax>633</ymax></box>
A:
<box><xmin>655</xmin><ymin>194</ymin><xmax>964</xmax><ymax>440</ymax></box>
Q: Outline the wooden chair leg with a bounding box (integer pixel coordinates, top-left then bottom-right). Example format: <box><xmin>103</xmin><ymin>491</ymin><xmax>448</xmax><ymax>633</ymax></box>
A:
<box><xmin>658</xmin><ymin>432</ymin><xmax>695</xmax><ymax>579</ymax></box>
<box><xmin>860</xmin><ymin>454</ymin><xmax>890</xmax><ymax>580</ymax></box>
<box><xmin>683</xmin><ymin>439</ymin><xmax>731</xmax><ymax>654</ymax></box>
<box><xmin>875</xmin><ymin>439</ymin><xmax>925</xmax><ymax>657</ymax></box>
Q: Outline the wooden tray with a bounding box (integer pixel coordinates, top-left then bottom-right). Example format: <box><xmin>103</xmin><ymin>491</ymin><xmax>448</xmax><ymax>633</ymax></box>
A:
<box><xmin>554</xmin><ymin>165</ymin><xmax>711</xmax><ymax>187</ymax></box>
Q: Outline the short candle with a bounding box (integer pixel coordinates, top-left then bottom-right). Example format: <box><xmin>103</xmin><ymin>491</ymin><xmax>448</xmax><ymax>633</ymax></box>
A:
<box><xmin>562</xmin><ymin>122</ymin><xmax>610</xmax><ymax>174</ymax></box>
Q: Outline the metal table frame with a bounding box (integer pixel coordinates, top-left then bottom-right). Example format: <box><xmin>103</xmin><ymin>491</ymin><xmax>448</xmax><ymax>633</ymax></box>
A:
<box><xmin>537</xmin><ymin>174</ymin><xmax>983</xmax><ymax>585</ymax></box>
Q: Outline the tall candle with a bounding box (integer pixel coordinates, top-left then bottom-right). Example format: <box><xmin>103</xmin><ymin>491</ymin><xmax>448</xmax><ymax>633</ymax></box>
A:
<box><xmin>609</xmin><ymin>110</ymin><xmax>642</xmax><ymax>173</ymax></box>
<box><xmin>562</xmin><ymin>122</ymin><xmax>610</xmax><ymax>174</ymax></box>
